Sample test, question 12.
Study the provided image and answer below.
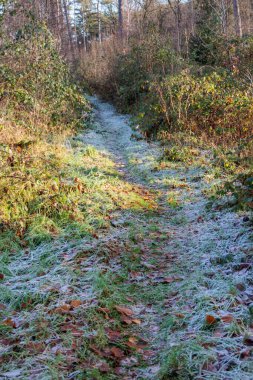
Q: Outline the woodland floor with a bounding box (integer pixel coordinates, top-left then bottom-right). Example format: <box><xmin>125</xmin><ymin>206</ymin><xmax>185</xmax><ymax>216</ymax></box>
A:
<box><xmin>0</xmin><ymin>97</ymin><xmax>253</xmax><ymax>380</ymax></box>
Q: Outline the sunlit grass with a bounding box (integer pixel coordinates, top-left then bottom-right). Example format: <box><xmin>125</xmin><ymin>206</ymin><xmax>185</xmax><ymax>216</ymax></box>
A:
<box><xmin>0</xmin><ymin>133</ymin><xmax>157</xmax><ymax>251</ymax></box>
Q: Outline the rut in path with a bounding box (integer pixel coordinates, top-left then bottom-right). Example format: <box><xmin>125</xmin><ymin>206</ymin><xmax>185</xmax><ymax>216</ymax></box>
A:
<box><xmin>1</xmin><ymin>96</ymin><xmax>252</xmax><ymax>380</ymax></box>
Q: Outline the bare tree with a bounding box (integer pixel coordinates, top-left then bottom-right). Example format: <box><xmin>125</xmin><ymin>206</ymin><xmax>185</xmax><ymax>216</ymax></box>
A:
<box><xmin>168</xmin><ymin>0</ymin><xmax>182</xmax><ymax>53</ymax></box>
<box><xmin>118</xmin><ymin>0</ymin><xmax>123</xmax><ymax>37</ymax></box>
<box><xmin>232</xmin><ymin>0</ymin><xmax>242</xmax><ymax>36</ymax></box>
<box><xmin>62</xmin><ymin>0</ymin><xmax>76</xmax><ymax>58</ymax></box>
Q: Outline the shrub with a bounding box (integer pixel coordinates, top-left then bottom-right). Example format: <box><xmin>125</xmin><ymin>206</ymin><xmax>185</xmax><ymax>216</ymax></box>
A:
<box><xmin>0</xmin><ymin>24</ymin><xmax>88</xmax><ymax>136</ymax></box>
<box><xmin>0</xmin><ymin>24</ymin><xmax>91</xmax><ymax>248</ymax></box>
<box><xmin>136</xmin><ymin>71</ymin><xmax>253</xmax><ymax>143</ymax></box>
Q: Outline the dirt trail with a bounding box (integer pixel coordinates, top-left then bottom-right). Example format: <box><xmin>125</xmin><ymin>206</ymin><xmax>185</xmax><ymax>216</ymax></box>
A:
<box><xmin>1</xmin><ymin>96</ymin><xmax>252</xmax><ymax>380</ymax></box>
<box><xmin>83</xmin><ymin>97</ymin><xmax>253</xmax><ymax>379</ymax></box>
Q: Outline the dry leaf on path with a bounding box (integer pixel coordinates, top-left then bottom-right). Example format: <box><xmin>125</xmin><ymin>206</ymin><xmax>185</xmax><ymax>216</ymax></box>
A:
<box><xmin>70</xmin><ymin>300</ymin><xmax>82</xmax><ymax>308</ymax></box>
<box><xmin>111</xmin><ymin>346</ymin><xmax>124</xmax><ymax>359</ymax></box>
<box><xmin>205</xmin><ymin>314</ymin><xmax>217</xmax><ymax>325</ymax></box>
<box><xmin>115</xmin><ymin>306</ymin><xmax>133</xmax><ymax>316</ymax></box>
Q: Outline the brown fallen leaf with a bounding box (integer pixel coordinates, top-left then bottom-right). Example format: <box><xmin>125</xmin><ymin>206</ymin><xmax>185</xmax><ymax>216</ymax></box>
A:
<box><xmin>132</xmin><ymin>318</ymin><xmax>141</xmax><ymax>325</ymax></box>
<box><xmin>126</xmin><ymin>341</ymin><xmax>140</xmax><ymax>350</ymax></box>
<box><xmin>26</xmin><ymin>342</ymin><xmax>45</xmax><ymax>353</ymax></box>
<box><xmin>2</xmin><ymin>318</ymin><xmax>16</xmax><ymax>328</ymax></box>
<box><xmin>90</xmin><ymin>344</ymin><xmax>105</xmax><ymax>356</ymax></box>
<box><xmin>126</xmin><ymin>335</ymin><xmax>148</xmax><ymax>351</ymax></box>
<box><xmin>115</xmin><ymin>306</ymin><xmax>133</xmax><ymax>317</ymax></box>
<box><xmin>128</xmin><ymin>337</ymin><xmax>138</xmax><ymax>344</ymax></box>
<box><xmin>61</xmin><ymin>324</ymin><xmax>83</xmax><ymax>336</ymax></box>
<box><xmin>240</xmin><ymin>348</ymin><xmax>251</xmax><ymax>359</ymax></box>
<box><xmin>221</xmin><ymin>314</ymin><xmax>233</xmax><ymax>323</ymax></box>
<box><xmin>111</xmin><ymin>346</ymin><xmax>124</xmax><ymax>359</ymax></box>
<box><xmin>106</xmin><ymin>329</ymin><xmax>122</xmax><ymax>341</ymax></box>
<box><xmin>54</xmin><ymin>304</ymin><xmax>71</xmax><ymax>314</ymax></box>
<box><xmin>243</xmin><ymin>335</ymin><xmax>253</xmax><ymax>346</ymax></box>
<box><xmin>164</xmin><ymin>276</ymin><xmax>182</xmax><ymax>283</ymax></box>
<box><xmin>205</xmin><ymin>314</ymin><xmax>217</xmax><ymax>325</ymax></box>
<box><xmin>0</xmin><ymin>274</ymin><xmax>4</xmax><ymax>280</ymax></box>
<box><xmin>153</xmin><ymin>276</ymin><xmax>181</xmax><ymax>284</ymax></box>
<box><xmin>121</xmin><ymin>316</ymin><xmax>133</xmax><ymax>325</ymax></box>
<box><xmin>174</xmin><ymin>313</ymin><xmax>185</xmax><ymax>318</ymax></box>
<box><xmin>70</xmin><ymin>300</ymin><xmax>82</xmax><ymax>309</ymax></box>
<box><xmin>98</xmin><ymin>307</ymin><xmax>110</xmax><ymax>314</ymax></box>
<box><xmin>98</xmin><ymin>362</ymin><xmax>110</xmax><ymax>373</ymax></box>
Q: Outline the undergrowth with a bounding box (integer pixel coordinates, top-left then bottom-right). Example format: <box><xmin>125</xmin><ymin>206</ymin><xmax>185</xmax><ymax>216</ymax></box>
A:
<box><xmin>0</xmin><ymin>25</ymin><xmax>156</xmax><ymax>252</ymax></box>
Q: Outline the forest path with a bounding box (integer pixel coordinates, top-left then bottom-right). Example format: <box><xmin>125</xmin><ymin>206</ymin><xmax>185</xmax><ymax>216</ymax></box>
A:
<box><xmin>1</xmin><ymin>97</ymin><xmax>252</xmax><ymax>380</ymax></box>
<box><xmin>81</xmin><ymin>96</ymin><xmax>253</xmax><ymax>379</ymax></box>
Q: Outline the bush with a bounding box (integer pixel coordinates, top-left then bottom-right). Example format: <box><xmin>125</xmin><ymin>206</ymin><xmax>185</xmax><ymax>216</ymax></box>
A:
<box><xmin>0</xmin><ymin>24</ymin><xmax>92</xmax><ymax>248</ymax></box>
<box><xmin>135</xmin><ymin>71</ymin><xmax>253</xmax><ymax>143</ymax></box>
<box><xmin>0</xmin><ymin>24</ymin><xmax>88</xmax><ymax>136</ymax></box>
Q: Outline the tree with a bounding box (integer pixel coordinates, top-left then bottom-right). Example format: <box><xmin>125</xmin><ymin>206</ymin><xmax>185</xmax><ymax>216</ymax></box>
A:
<box><xmin>118</xmin><ymin>0</ymin><xmax>123</xmax><ymax>37</ymax></box>
<box><xmin>168</xmin><ymin>0</ymin><xmax>182</xmax><ymax>53</ymax></box>
<box><xmin>232</xmin><ymin>0</ymin><xmax>242</xmax><ymax>37</ymax></box>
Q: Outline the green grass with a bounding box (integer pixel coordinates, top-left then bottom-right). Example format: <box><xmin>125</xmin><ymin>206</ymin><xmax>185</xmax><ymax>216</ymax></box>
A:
<box><xmin>0</xmin><ymin>136</ymin><xmax>156</xmax><ymax>252</ymax></box>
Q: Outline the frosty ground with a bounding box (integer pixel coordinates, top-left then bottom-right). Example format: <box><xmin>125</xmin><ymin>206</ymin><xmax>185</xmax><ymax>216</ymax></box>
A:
<box><xmin>0</xmin><ymin>97</ymin><xmax>252</xmax><ymax>380</ymax></box>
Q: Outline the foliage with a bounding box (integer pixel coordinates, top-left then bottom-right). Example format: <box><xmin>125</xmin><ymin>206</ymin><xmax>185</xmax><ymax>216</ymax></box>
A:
<box><xmin>0</xmin><ymin>25</ymin><xmax>87</xmax><ymax>133</ymax></box>
<box><xmin>148</xmin><ymin>71</ymin><xmax>253</xmax><ymax>142</ymax></box>
<box><xmin>0</xmin><ymin>25</ymin><xmax>92</xmax><ymax>249</ymax></box>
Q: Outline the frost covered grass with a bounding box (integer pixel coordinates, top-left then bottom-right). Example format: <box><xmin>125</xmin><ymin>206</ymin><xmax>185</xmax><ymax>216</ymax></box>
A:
<box><xmin>0</xmin><ymin>135</ymin><xmax>156</xmax><ymax>252</ymax></box>
<box><xmin>1</xmin><ymin>96</ymin><xmax>252</xmax><ymax>379</ymax></box>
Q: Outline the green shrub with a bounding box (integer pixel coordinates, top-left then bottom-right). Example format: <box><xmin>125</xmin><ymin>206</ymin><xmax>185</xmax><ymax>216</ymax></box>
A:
<box><xmin>134</xmin><ymin>71</ymin><xmax>253</xmax><ymax>143</ymax></box>
<box><xmin>0</xmin><ymin>24</ymin><xmax>89</xmax><ymax>134</ymax></box>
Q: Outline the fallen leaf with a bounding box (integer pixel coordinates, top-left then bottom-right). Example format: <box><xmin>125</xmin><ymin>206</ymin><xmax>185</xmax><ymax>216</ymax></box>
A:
<box><xmin>98</xmin><ymin>307</ymin><xmax>110</xmax><ymax>314</ymax></box>
<box><xmin>128</xmin><ymin>337</ymin><xmax>138</xmax><ymax>344</ymax></box>
<box><xmin>205</xmin><ymin>314</ymin><xmax>217</xmax><ymax>325</ymax></box>
<box><xmin>70</xmin><ymin>300</ymin><xmax>82</xmax><ymax>308</ymax></box>
<box><xmin>106</xmin><ymin>329</ymin><xmax>121</xmax><ymax>341</ymax></box>
<box><xmin>54</xmin><ymin>304</ymin><xmax>71</xmax><ymax>314</ymax></box>
<box><xmin>174</xmin><ymin>313</ymin><xmax>185</xmax><ymax>318</ymax></box>
<box><xmin>61</xmin><ymin>323</ymin><xmax>83</xmax><ymax>336</ymax></box>
<box><xmin>121</xmin><ymin>316</ymin><xmax>133</xmax><ymax>325</ymax></box>
<box><xmin>26</xmin><ymin>342</ymin><xmax>45</xmax><ymax>353</ymax></box>
<box><xmin>163</xmin><ymin>276</ymin><xmax>181</xmax><ymax>283</ymax></box>
<box><xmin>90</xmin><ymin>344</ymin><xmax>105</xmax><ymax>356</ymax></box>
<box><xmin>132</xmin><ymin>318</ymin><xmax>141</xmax><ymax>325</ymax></box>
<box><xmin>98</xmin><ymin>362</ymin><xmax>110</xmax><ymax>373</ymax></box>
<box><xmin>0</xmin><ymin>273</ymin><xmax>4</xmax><ymax>280</ymax></box>
<box><xmin>111</xmin><ymin>346</ymin><xmax>124</xmax><ymax>359</ymax></box>
<box><xmin>154</xmin><ymin>276</ymin><xmax>181</xmax><ymax>284</ymax></box>
<box><xmin>2</xmin><ymin>318</ymin><xmax>16</xmax><ymax>328</ymax></box>
<box><xmin>115</xmin><ymin>306</ymin><xmax>133</xmax><ymax>317</ymax></box>
<box><xmin>221</xmin><ymin>314</ymin><xmax>233</xmax><ymax>323</ymax></box>
<box><xmin>243</xmin><ymin>335</ymin><xmax>253</xmax><ymax>346</ymax></box>
<box><xmin>126</xmin><ymin>341</ymin><xmax>140</xmax><ymax>350</ymax></box>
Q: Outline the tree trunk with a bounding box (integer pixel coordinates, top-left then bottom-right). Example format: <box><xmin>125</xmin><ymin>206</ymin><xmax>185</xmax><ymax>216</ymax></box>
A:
<box><xmin>118</xmin><ymin>0</ymin><xmax>123</xmax><ymax>38</ymax></box>
<box><xmin>232</xmin><ymin>0</ymin><xmax>242</xmax><ymax>37</ymax></box>
<box><xmin>168</xmin><ymin>0</ymin><xmax>182</xmax><ymax>53</ymax></box>
<box><xmin>97</xmin><ymin>0</ymin><xmax>102</xmax><ymax>43</ymax></box>
<box><xmin>62</xmin><ymin>0</ymin><xmax>76</xmax><ymax>59</ymax></box>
